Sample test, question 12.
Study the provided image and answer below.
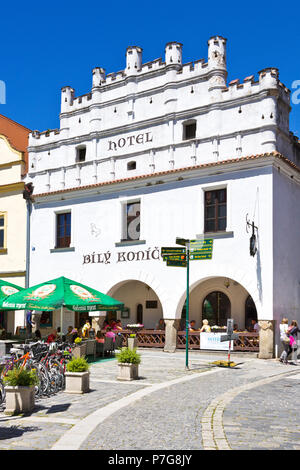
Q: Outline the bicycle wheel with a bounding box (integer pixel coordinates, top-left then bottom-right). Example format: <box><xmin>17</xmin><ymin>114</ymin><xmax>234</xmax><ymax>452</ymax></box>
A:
<box><xmin>35</xmin><ymin>362</ymin><xmax>50</xmax><ymax>397</ymax></box>
<box><xmin>49</xmin><ymin>360</ymin><xmax>65</xmax><ymax>391</ymax></box>
<box><xmin>0</xmin><ymin>379</ymin><xmax>5</xmax><ymax>405</ymax></box>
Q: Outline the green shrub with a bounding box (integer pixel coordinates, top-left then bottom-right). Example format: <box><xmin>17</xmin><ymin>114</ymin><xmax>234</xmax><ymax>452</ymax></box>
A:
<box><xmin>116</xmin><ymin>347</ymin><xmax>141</xmax><ymax>365</ymax></box>
<box><xmin>3</xmin><ymin>367</ymin><xmax>38</xmax><ymax>387</ymax></box>
<box><xmin>66</xmin><ymin>357</ymin><xmax>89</xmax><ymax>373</ymax></box>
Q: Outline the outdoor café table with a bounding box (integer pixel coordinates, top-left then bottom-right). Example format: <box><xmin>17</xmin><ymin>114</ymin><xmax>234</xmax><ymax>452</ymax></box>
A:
<box><xmin>0</xmin><ymin>340</ymin><xmax>16</xmax><ymax>356</ymax></box>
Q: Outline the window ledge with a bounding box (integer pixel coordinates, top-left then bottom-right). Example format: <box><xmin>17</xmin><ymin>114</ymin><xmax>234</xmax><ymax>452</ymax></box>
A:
<box><xmin>115</xmin><ymin>240</ymin><xmax>146</xmax><ymax>247</ymax></box>
<box><xmin>196</xmin><ymin>231</ymin><xmax>234</xmax><ymax>240</ymax></box>
<box><xmin>50</xmin><ymin>247</ymin><xmax>75</xmax><ymax>253</ymax></box>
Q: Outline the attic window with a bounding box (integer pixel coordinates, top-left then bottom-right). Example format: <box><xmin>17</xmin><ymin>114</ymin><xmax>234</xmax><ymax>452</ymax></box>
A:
<box><xmin>127</xmin><ymin>161</ymin><xmax>136</xmax><ymax>171</ymax></box>
<box><xmin>183</xmin><ymin>120</ymin><xmax>196</xmax><ymax>140</ymax></box>
<box><xmin>76</xmin><ymin>146</ymin><xmax>86</xmax><ymax>162</ymax></box>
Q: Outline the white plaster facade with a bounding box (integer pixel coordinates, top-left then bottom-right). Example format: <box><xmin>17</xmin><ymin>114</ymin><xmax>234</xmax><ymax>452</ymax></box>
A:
<box><xmin>26</xmin><ymin>37</ymin><xmax>300</xmax><ymax>349</ymax></box>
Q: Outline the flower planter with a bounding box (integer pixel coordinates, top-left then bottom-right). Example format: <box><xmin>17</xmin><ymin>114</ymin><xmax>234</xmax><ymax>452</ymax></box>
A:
<box><xmin>127</xmin><ymin>337</ymin><xmax>138</xmax><ymax>350</ymax></box>
<box><xmin>117</xmin><ymin>363</ymin><xmax>139</xmax><ymax>381</ymax></box>
<box><xmin>72</xmin><ymin>342</ymin><xmax>87</xmax><ymax>358</ymax></box>
<box><xmin>64</xmin><ymin>371</ymin><xmax>90</xmax><ymax>394</ymax></box>
<box><xmin>5</xmin><ymin>385</ymin><xmax>35</xmax><ymax>415</ymax></box>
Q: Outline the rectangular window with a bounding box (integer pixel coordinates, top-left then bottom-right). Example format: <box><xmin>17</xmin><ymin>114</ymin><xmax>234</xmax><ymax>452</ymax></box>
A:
<box><xmin>122</xmin><ymin>201</ymin><xmax>140</xmax><ymax>241</ymax></box>
<box><xmin>56</xmin><ymin>212</ymin><xmax>71</xmax><ymax>248</ymax></box>
<box><xmin>0</xmin><ymin>213</ymin><xmax>6</xmax><ymax>250</ymax></box>
<box><xmin>204</xmin><ymin>189</ymin><xmax>227</xmax><ymax>233</ymax></box>
<box><xmin>146</xmin><ymin>300</ymin><xmax>158</xmax><ymax>309</ymax></box>
<box><xmin>183</xmin><ymin>122</ymin><xmax>196</xmax><ymax>140</ymax></box>
<box><xmin>40</xmin><ymin>311</ymin><xmax>53</xmax><ymax>328</ymax></box>
<box><xmin>77</xmin><ymin>147</ymin><xmax>86</xmax><ymax>162</ymax></box>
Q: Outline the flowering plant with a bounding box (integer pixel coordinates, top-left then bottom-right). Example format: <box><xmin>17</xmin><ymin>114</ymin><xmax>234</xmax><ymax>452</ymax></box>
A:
<box><xmin>126</xmin><ymin>324</ymin><xmax>144</xmax><ymax>328</ymax></box>
<box><xmin>74</xmin><ymin>337</ymin><xmax>82</xmax><ymax>344</ymax></box>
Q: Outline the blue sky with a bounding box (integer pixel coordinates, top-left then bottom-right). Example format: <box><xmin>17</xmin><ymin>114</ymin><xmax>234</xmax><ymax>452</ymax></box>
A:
<box><xmin>1</xmin><ymin>0</ymin><xmax>300</xmax><ymax>136</ymax></box>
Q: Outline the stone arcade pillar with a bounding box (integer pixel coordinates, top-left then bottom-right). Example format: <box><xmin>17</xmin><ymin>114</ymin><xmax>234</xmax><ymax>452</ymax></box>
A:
<box><xmin>164</xmin><ymin>319</ymin><xmax>180</xmax><ymax>353</ymax></box>
<box><xmin>258</xmin><ymin>320</ymin><xmax>276</xmax><ymax>359</ymax></box>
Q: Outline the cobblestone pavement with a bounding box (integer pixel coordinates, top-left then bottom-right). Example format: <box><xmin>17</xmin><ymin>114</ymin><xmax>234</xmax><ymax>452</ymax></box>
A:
<box><xmin>0</xmin><ymin>350</ymin><xmax>298</xmax><ymax>450</ymax></box>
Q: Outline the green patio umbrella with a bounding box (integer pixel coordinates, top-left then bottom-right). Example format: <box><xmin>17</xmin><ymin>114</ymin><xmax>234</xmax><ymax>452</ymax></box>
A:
<box><xmin>0</xmin><ymin>279</ymin><xmax>24</xmax><ymax>304</ymax></box>
<box><xmin>0</xmin><ymin>276</ymin><xmax>124</xmax><ymax>333</ymax></box>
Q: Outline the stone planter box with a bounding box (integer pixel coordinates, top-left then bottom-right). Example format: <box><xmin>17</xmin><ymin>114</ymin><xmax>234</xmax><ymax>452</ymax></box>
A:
<box><xmin>64</xmin><ymin>371</ymin><xmax>90</xmax><ymax>394</ymax></box>
<box><xmin>5</xmin><ymin>385</ymin><xmax>35</xmax><ymax>415</ymax></box>
<box><xmin>117</xmin><ymin>363</ymin><xmax>139</xmax><ymax>381</ymax></box>
<box><xmin>127</xmin><ymin>337</ymin><xmax>138</xmax><ymax>350</ymax></box>
<box><xmin>72</xmin><ymin>342</ymin><xmax>87</xmax><ymax>358</ymax></box>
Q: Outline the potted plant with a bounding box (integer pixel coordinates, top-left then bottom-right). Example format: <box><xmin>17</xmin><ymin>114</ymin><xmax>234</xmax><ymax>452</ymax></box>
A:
<box><xmin>72</xmin><ymin>337</ymin><xmax>87</xmax><ymax>358</ymax></box>
<box><xmin>127</xmin><ymin>333</ymin><xmax>138</xmax><ymax>350</ymax></box>
<box><xmin>116</xmin><ymin>347</ymin><xmax>141</xmax><ymax>381</ymax></box>
<box><xmin>65</xmin><ymin>357</ymin><xmax>90</xmax><ymax>394</ymax></box>
<box><xmin>3</xmin><ymin>367</ymin><xmax>38</xmax><ymax>415</ymax></box>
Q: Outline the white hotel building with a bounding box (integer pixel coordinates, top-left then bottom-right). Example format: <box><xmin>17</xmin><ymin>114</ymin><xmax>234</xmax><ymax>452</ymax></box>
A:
<box><xmin>26</xmin><ymin>37</ymin><xmax>300</xmax><ymax>356</ymax></box>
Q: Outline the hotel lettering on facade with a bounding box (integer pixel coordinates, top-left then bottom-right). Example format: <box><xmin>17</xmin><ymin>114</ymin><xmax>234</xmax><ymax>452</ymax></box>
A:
<box><xmin>26</xmin><ymin>37</ymin><xmax>300</xmax><ymax>355</ymax></box>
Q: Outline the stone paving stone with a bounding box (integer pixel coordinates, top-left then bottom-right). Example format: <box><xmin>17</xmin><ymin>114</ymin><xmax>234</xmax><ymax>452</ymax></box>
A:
<box><xmin>0</xmin><ymin>350</ymin><xmax>297</xmax><ymax>450</ymax></box>
<box><xmin>223</xmin><ymin>374</ymin><xmax>300</xmax><ymax>450</ymax></box>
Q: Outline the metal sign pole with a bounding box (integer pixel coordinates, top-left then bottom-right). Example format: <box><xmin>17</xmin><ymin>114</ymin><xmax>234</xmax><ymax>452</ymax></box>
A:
<box><xmin>185</xmin><ymin>241</ymin><xmax>190</xmax><ymax>370</ymax></box>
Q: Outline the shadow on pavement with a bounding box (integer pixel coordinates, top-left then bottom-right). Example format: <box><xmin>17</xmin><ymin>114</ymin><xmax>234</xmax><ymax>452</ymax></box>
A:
<box><xmin>0</xmin><ymin>425</ymin><xmax>39</xmax><ymax>440</ymax></box>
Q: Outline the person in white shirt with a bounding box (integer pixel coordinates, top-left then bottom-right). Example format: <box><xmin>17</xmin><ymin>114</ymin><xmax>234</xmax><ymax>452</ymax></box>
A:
<box><xmin>279</xmin><ymin>317</ymin><xmax>289</xmax><ymax>364</ymax></box>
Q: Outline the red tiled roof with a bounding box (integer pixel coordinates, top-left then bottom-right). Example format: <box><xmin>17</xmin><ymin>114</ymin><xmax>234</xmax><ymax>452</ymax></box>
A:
<box><xmin>34</xmin><ymin>151</ymin><xmax>300</xmax><ymax>198</ymax></box>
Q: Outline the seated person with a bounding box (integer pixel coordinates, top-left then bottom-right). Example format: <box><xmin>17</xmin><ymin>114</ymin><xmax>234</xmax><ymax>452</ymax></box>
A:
<box><xmin>156</xmin><ymin>318</ymin><xmax>165</xmax><ymax>330</ymax></box>
<box><xmin>33</xmin><ymin>329</ymin><xmax>42</xmax><ymax>341</ymax></box>
<box><xmin>47</xmin><ymin>329</ymin><xmax>57</xmax><ymax>343</ymax></box>
<box><xmin>113</xmin><ymin>320</ymin><xmax>123</xmax><ymax>331</ymax></box>
<box><xmin>105</xmin><ymin>327</ymin><xmax>116</xmax><ymax>342</ymax></box>
<box><xmin>71</xmin><ymin>328</ymin><xmax>79</xmax><ymax>343</ymax></box>
<box><xmin>66</xmin><ymin>326</ymin><xmax>74</xmax><ymax>342</ymax></box>
<box><xmin>82</xmin><ymin>321</ymin><xmax>91</xmax><ymax>338</ymax></box>
<box><xmin>189</xmin><ymin>320</ymin><xmax>200</xmax><ymax>332</ymax></box>
<box><xmin>200</xmin><ymin>319</ymin><xmax>211</xmax><ymax>333</ymax></box>
<box><xmin>95</xmin><ymin>331</ymin><xmax>105</xmax><ymax>343</ymax></box>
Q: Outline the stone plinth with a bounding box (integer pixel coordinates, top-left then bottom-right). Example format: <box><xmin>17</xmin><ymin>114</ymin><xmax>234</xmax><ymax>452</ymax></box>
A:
<box><xmin>164</xmin><ymin>319</ymin><xmax>180</xmax><ymax>353</ymax></box>
<box><xmin>258</xmin><ymin>320</ymin><xmax>275</xmax><ymax>359</ymax></box>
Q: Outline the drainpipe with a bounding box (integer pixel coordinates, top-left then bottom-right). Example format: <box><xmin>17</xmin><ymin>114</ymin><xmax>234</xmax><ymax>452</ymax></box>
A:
<box><xmin>23</xmin><ymin>183</ymin><xmax>34</xmax><ymax>333</ymax></box>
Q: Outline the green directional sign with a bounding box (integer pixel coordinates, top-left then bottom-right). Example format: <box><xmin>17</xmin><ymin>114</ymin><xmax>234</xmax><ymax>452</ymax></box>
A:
<box><xmin>161</xmin><ymin>247</ymin><xmax>186</xmax><ymax>256</ymax></box>
<box><xmin>162</xmin><ymin>255</ymin><xmax>186</xmax><ymax>262</ymax></box>
<box><xmin>166</xmin><ymin>260</ymin><xmax>187</xmax><ymax>267</ymax></box>
<box><xmin>190</xmin><ymin>238</ymin><xmax>213</xmax><ymax>249</ymax></box>
<box><xmin>190</xmin><ymin>253</ymin><xmax>212</xmax><ymax>260</ymax></box>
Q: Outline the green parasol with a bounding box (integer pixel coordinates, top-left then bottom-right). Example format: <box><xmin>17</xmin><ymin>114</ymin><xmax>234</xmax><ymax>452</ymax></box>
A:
<box><xmin>0</xmin><ymin>276</ymin><xmax>124</xmax><ymax>334</ymax></box>
<box><xmin>1</xmin><ymin>276</ymin><xmax>123</xmax><ymax>312</ymax></box>
<box><xmin>0</xmin><ymin>279</ymin><xmax>24</xmax><ymax>304</ymax></box>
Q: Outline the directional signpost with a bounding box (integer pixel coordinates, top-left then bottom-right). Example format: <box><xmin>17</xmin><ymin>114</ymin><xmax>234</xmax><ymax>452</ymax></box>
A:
<box><xmin>161</xmin><ymin>237</ymin><xmax>214</xmax><ymax>369</ymax></box>
<box><xmin>220</xmin><ymin>319</ymin><xmax>239</xmax><ymax>365</ymax></box>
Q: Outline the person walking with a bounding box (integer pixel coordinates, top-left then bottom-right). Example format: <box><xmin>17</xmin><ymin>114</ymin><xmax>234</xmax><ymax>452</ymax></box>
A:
<box><xmin>287</xmin><ymin>320</ymin><xmax>300</xmax><ymax>364</ymax></box>
<box><xmin>279</xmin><ymin>318</ymin><xmax>290</xmax><ymax>364</ymax></box>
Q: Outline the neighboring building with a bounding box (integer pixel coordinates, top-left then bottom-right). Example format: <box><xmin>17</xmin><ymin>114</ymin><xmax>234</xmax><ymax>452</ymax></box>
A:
<box><xmin>27</xmin><ymin>37</ymin><xmax>300</xmax><ymax>355</ymax></box>
<box><xmin>0</xmin><ymin>114</ymin><xmax>31</xmax><ymax>333</ymax></box>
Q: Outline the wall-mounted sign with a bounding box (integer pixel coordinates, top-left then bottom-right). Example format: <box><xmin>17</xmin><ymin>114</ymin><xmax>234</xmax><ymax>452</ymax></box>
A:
<box><xmin>108</xmin><ymin>132</ymin><xmax>153</xmax><ymax>151</ymax></box>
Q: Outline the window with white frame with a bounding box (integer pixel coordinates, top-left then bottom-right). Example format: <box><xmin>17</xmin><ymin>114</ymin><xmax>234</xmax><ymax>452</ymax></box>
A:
<box><xmin>56</xmin><ymin>211</ymin><xmax>71</xmax><ymax>248</ymax></box>
<box><xmin>0</xmin><ymin>213</ymin><xmax>6</xmax><ymax>251</ymax></box>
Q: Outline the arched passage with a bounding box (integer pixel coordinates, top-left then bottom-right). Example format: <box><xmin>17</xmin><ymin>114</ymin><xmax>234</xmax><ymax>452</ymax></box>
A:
<box><xmin>107</xmin><ymin>280</ymin><xmax>164</xmax><ymax>329</ymax></box>
<box><xmin>178</xmin><ymin>276</ymin><xmax>258</xmax><ymax>331</ymax></box>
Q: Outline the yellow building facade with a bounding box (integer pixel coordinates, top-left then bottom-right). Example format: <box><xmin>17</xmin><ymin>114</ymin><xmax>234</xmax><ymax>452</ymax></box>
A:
<box><xmin>0</xmin><ymin>116</ymin><xmax>30</xmax><ymax>334</ymax></box>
